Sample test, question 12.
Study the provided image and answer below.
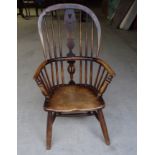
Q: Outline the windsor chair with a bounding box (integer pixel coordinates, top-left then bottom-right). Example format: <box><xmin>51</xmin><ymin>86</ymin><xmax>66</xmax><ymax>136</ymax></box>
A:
<box><xmin>33</xmin><ymin>3</ymin><xmax>115</xmax><ymax>149</ymax></box>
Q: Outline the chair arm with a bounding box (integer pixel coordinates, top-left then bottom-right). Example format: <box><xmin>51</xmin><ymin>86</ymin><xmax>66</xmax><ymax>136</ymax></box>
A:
<box><xmin>33</xmin><ymin>60</ymin><xmax>50</xmax><ymax>97</ymax></box>
<box><xmin>95</xmin><ymin>57</ymin><xmax>115</xmax><ymax>77</ymax></box>
<box><xmin>95</xmin><ymin>58</ymin><xmax>116</xmax><ymax>97</ymax></box>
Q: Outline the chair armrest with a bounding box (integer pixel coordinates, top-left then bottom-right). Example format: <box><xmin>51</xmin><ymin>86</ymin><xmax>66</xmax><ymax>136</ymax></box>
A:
<box><xmin>94</xmin><ymin>58</ymin><xmax>116</xmax><ymax>97</ymax></box>
<box><xmin>94</xmin><ymin>57</ymin><xmax>116</xmax><ymax>77</ymax></box>
<box><xmin>33</xmin><ymin>60</ymin><xmax>50</xmax><ymax>97</ymax></box>
<box><xmin>33</xmin><ymin>60</ymin><xmax>47</xmax><ymax>80</ymax></box>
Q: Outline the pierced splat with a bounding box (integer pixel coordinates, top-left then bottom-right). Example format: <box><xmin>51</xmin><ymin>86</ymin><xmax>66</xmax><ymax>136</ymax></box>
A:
<box><xmin>64</xmin><ymin>9</ymin><xmax>76</xmax><ymax>84</ymax></box>
<box><xmin>64</xmin><ymin>9</ymin><xmax>76</xmax><ymax>56</ymax></box>
<box><xmin>67</xmin><ymin>61</ymin><xmax>76</xmax><ymax>84</ymax></box>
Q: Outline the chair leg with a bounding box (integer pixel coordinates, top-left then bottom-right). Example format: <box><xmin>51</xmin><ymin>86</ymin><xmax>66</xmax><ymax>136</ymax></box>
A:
<box><xmin>46</xmin><ymin>112</ymin><xmax>53</xmax><ymax>150</ymax></box>
<box><xmin>97</xmin><ymin>109</ymin><xmax>110</xmax><ymax>145</ymax></box>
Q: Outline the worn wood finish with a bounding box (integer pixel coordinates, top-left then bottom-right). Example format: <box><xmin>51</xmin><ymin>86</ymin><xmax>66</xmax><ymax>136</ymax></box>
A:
<box><xmin>34</xmin><ymin>4</ymin><xmax>115</xmax><ymax>149</ymax></box>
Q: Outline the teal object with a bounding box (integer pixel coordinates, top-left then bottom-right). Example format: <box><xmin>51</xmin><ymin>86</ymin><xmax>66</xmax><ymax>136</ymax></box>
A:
<box><xmin>108</xmin><ymin>0</ymin><xmax>120</xmax><ymax>19</ymax></box>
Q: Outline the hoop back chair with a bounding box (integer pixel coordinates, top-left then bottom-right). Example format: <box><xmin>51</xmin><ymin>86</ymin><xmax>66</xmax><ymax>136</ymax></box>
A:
<box><xmin>33</xmin><ymin>3</ymin><xmax>115</xmax><ymax>149</ymax></box>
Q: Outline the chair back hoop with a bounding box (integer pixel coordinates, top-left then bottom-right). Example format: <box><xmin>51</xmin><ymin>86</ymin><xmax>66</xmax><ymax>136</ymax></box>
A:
<box><xmin>38</xmin><ymin>3</ymin><xmax>101</xmax><ymax>59</ymax></box>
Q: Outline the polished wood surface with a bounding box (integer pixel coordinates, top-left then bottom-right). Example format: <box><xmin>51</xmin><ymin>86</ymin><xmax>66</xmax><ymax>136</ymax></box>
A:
<box><xmin>44</xmin><ymin>85</ymin><xmax>104</xmax><ymax>112</ymax></box>
<box><xmin>34</xmin><ymin>4</ymin><xmax>115</xmax><ymax>149</ymax></box>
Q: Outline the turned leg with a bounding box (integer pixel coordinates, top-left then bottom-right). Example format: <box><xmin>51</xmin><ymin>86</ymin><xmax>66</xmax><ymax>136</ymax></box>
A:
<box><xmin>97</xmin><ymin>109</ymin><xmax>110</xmax><ymax>145</ymax></box>
<box><xmin>46</xmin><ymin>112</ymin><xmax>54</xmax><ymax>149</ymax></box>
<box><xmin>46</xmin><ymin>112</ymin><xmax>52</xmax><ymax>149</ymax></box>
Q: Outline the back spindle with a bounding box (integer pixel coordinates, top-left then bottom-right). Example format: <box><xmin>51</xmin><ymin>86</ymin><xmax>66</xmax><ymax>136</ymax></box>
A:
<box><xmin>96</xmin><ymin>68</ymin><xmax>105</xmax><ymax>90</ymax></box>
<box><xmin>40</xmin><ymin>70</ymin><xmax>50</xmax><ymax>92</ymax></box>
<box><xmin>84</xmin><ymin>13</ymin><xmax>89</xmax><ymax>84</ymax></box>
<box><xmin>38</xmin><ymin>74</ymin><xmax>48</xmax><ymax>93</ymax></box>
<box><xmin>42</xmin><ymin>17</ymin><xmax>49</xmax><ymax>59</ymax></box>
<box><xmin>56</xmin><ymin>10</ymin><xmax>62</xmax><ymax>57</ymax></box>
<box><xmin>50</xmin><ymin>15</ymin><xmax>57</xmax><ymax>58</ymax></box>
<box><xmin>50</xmin><ymin>62</ymin><xmax>55</xmax><ymax>86</ymax></box>
<box><xmin>56</xmin><ymin>11</ymin><xmax>64</xmax><ymax>83</ymax></box>
<box><xmin>91</xmin><ymin>20</ymin><xmax>94</xmax><ymax>57</ymax></box>
<box><xmin>44</xmin><ymin>16</ymin><xmax>52</xmax><ymax>59</ymax></box>
<box><xmin>89</xmin><ymin>20</ymin><xmax>94</xmax><ymax>84</ymax></box>
<box><xmin>79</xmin><ymin>11</ymin><xmax>83</xmax><ymax>83</ymax></box>
<box><xmin>94</xmin><ymin>64</ymin><xmax>101</xmax><ymax>87</ymax></box>
<box><xmin>44</xmin><ymin>66</ymin><xmax>52</xmax><ymax>89</ymax></box>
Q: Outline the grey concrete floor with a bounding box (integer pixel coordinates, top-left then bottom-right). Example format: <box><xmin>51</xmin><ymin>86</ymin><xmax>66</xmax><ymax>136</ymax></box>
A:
<box><xmin>18</xmin><ymin>10</ymin><xmax>137</xmax><ymax>155</ymax></box>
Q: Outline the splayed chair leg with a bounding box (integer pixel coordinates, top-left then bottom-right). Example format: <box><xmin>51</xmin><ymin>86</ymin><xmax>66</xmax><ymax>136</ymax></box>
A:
<box><xmin>46</xmin><ymin>112</ymin><xmax>55</xmax><ymax>150</ymax></box>
<box><xmin>97</xmin><ymin>109</ymin><xmax>110</xmax><ymax>145</ymax></box>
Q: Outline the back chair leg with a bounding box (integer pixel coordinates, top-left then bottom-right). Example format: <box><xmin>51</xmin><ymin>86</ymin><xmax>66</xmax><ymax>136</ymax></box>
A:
<box><xmin>97</xmin><ymin>109</ymin><xmax>110</xmax><ymax>145</ymax></box>
<box><xmin>46</xmin><ymin>112</ymin><xmax>55</xmax><ymax>150</ymax></box>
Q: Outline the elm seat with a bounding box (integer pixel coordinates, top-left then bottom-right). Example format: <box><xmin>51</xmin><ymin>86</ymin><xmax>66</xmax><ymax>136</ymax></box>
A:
<box><xmin>44</xmin><ymin>85</ymin><xmax>105</xmax><ymax>112</ymax></box>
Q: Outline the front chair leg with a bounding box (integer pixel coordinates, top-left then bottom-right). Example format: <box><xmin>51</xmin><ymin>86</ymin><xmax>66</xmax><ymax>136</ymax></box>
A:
<box><xmin>46</xmin><ymin>112</ymin><xmax>54</xmax><ymax>150</ymax></box>
<box><xmin>97</xmin><ymin>109</ymin><xmax>110</xmax><ymax>145</ymax></box>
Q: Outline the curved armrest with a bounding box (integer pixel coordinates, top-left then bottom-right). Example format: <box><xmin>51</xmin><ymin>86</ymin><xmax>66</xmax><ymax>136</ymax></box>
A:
<box><xmin>94</xmin><ymin>57</ymin><xmax>116</xmax><ymax>77</ymax></box>
<box><xmin>94</xmin><ymin>58</ymin><xmax>116</xmax><ymax>97</ymax></box>
<box><xmin>33</xmin><ymin>60</ymin><xmax>50</xmax><ymax>97</ymax></box>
